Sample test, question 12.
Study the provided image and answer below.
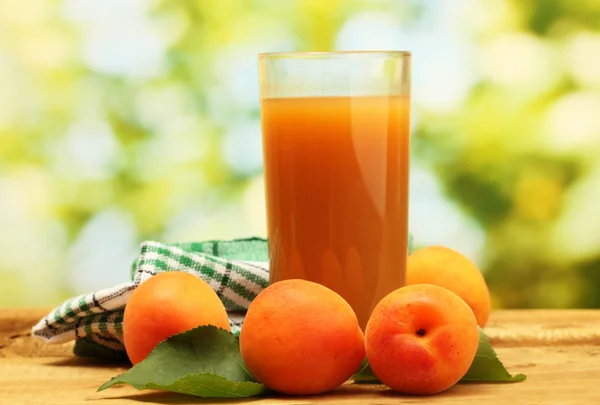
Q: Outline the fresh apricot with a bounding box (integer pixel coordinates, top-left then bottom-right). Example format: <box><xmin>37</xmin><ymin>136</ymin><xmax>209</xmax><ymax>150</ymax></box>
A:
<box><xmin>365</xmin><ymin>284</ymin><xmax>479</xmax><ymax>395</ymax></box>
<box><xmin>239</xmin><ymin>279</ymin><xmax>365</xmax><ymax>395</ymax></box>
<box><xmin>123</xmin><ymin>271</ymin><xmax>230</xmax><ymax>365</ymax></box>
<box><xmin>407</xmin><ymin>246</ymin><xmax>491</xmax><ymax>327</ymax></box>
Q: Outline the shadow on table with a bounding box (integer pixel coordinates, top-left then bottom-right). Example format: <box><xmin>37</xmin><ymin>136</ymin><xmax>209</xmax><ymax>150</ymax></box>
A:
<box><xmin>91</xmin><ymin>383</ymin><xmax>453</xmax><ymax>404</ymax></box>
<box><xmin>46</xmin><ymin>356</ymin><xmax>130</xmax><ymax>369</ymax></box>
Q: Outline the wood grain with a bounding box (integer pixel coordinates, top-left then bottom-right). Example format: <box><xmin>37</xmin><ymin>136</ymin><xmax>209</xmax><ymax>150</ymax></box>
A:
<box><xmin>1</xmin><ymin>309</ymin><xmax>599</xmax><ymax>405</ymax></box>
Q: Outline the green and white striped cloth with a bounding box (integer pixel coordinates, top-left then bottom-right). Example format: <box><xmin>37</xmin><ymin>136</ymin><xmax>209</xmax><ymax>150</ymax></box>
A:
<box><xmin>32</xmin><ymin>236</ymin><xmax>413</xmax><ymax>360</ymax></box>
<box><xmin>32</xmin><ymin>238</ymin><xmax>270</xmax><ymax>360</ymax></box>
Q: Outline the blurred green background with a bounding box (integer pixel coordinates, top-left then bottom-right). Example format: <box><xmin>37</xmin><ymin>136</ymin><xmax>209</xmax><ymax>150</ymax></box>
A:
<box><xmin>1</xmin><ymin>0</ymin><xmax>599</xmax><ymax>309</ymax></box>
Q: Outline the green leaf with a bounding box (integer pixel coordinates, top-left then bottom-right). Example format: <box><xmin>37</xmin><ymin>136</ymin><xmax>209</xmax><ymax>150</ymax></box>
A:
<box><xmin>98</xmin><ymin>325</ymin><xmax>267</xmax><ymax>398</ymax></box>
<box><xmin>351</xmin><ymin>357</ymin><xmax>381</xmax><ymax>384</ymax></box>
<box><xmin>351</xmin><ymin>328</ymin><xmax>526</xmax><ymax>384</ymax></box>
<box><xmin>461</xmin><ymin>327</ymin><xmax>527</xmax><ymax>382</ymax></box>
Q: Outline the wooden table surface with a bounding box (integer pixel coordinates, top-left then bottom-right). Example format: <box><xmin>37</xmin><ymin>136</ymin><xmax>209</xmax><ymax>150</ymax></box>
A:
<box><xmin>1</xmin><ymin>309</ymin><xmax>599</xmax><ymax>404</ymax></box>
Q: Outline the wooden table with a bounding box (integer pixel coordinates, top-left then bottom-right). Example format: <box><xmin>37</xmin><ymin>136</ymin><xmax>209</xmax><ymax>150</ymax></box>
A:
<box><xmin>1</xmin><ymin>309</ymin><xmax>599</xmax><ymax>404</ymax></box>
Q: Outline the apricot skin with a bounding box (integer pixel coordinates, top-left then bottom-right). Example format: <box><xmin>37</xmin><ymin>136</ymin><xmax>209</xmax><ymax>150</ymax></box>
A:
<box><xmin>365</xmin><ymin>284</ymin><xmax>480</xmax><ymax>395</ymax></box>
<box><xmin>407</xmin><ymin>246</ymin><xmax>491</xmax><ymax>327</ymax></box>
<box><xmin>123</xmin><ymin>271</ymin><xmax>230</xmax><ymax>365</ymax></box>
<box><xmin>239</xmin><ymin>279</ymin><xmax>365</xmax><ymax>396</ymax></box>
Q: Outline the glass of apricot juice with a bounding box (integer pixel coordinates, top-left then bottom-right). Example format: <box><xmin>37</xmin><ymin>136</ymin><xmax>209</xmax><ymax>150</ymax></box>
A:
<box><xmin>259</xmin><ymin>51</ymin><xmax>411</xmax><ymax>328</ymax></box>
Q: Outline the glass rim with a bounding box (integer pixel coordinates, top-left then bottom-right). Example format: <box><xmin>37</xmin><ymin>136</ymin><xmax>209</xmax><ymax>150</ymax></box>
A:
<box><xmin>259</xmin><ymin>50</ymin><xmax>411</xmax><ymax>59</ymax></box>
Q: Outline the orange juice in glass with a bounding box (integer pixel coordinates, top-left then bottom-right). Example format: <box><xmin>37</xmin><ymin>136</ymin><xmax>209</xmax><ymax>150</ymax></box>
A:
<box><xmin>259</xmin><ymin>51</ymin><xmax>411</xmax><ymax>328</ymax></box>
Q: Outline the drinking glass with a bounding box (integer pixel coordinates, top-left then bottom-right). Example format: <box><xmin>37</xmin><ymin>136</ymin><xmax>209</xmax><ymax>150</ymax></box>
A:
<box><xmin>259</xmin><ymin>51</ymin><xmax>411</xmax><ymax>328</ymax></box>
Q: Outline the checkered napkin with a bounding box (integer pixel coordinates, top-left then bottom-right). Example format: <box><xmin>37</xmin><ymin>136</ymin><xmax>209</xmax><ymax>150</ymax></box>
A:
<box><xmin>31</xmin><ymin>238</ymin><xmax>270</xmax><ymax>360</ymax></box>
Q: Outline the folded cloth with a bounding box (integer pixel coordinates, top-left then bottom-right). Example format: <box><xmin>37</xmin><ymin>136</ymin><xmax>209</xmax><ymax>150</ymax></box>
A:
<box><xmin>32</xmin><ymin>235</ymin><xmax>413</xmax><ymax>360</ymax></box>
<box><xmin>32</xmin><ymin>238</ymin><xmax>270</xmax><ymax>359</ymax></box>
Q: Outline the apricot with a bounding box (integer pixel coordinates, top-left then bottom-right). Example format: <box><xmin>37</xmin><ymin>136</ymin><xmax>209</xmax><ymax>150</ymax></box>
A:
<box><xmin>123</xmin><ymin>271</ymin><xmax>230</xmax><ymax>365</ymax></box>
<box><xmin>365</xmin><ymin>284</ymin><xmax>479</xmax><ymax>395</ymax></box>
<box><xmin>407</xmin><ymin>246</ymin><xmax>491</xmax><ymax>327</ymax></box>
<box><xmin>239</xmin><ymin>279</ymin><xmax>365</xmax><ymax>395</ymax></box>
